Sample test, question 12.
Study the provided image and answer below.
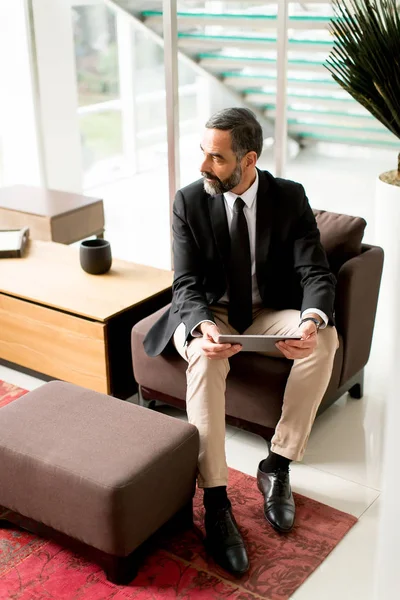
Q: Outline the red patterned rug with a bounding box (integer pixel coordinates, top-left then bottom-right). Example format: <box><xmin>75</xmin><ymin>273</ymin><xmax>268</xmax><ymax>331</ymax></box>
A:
<box><xmin>0</xmin><ymin>380</ymin><xmax>357</xmax><ymax>599</ymax></box>
<box><xmin>0</xmin><ymin>380</ymin><xmax>29</xmax><ymax>408</ymax></box>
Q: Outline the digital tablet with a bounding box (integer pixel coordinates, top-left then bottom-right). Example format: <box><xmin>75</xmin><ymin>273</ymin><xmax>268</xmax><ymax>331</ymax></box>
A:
<box><xmin>0</xmin><ymin>227</ymin><xmax>29</xmax><ymax>258</ymax></box>
<box><xmin>216</xmin><ymin>334</ymin><xmax>301</xmax><ymax>353</ymax></box>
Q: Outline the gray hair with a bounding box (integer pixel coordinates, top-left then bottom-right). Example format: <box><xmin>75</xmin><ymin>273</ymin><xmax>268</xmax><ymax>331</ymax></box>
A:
<box><xmin>205</xmin><ymin>107</ymin><xmax>263</xmax><ymax>160</ymax></box>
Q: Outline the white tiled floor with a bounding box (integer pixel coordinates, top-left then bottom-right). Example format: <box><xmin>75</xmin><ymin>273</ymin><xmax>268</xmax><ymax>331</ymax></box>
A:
<box><xmin>1</xmin><ymin>141</ymin><xmax>395</xmax><ymax>598</ymax></box>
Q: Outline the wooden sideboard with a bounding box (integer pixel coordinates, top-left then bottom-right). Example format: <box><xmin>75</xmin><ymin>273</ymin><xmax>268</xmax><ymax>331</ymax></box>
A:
<box><xmin>0</xmin><ymin>241</ymin><xmax>172</xmax><ymax>398</ymax></box>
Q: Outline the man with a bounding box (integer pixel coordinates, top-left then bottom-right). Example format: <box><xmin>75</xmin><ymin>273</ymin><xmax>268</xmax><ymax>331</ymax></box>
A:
<box><xmin>144</xmin><ymin>107</ymin><xmax>338</xmax><ymax>577</ymax></box>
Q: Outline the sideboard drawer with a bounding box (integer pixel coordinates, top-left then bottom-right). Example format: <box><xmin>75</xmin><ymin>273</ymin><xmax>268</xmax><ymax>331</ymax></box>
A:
<box><xmin>0</xmin><ymin>294</ymin><xmax>109</xmax><ymax>393</ymax></box>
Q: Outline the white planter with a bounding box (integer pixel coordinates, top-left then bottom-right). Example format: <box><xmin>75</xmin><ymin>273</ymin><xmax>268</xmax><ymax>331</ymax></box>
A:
<box><xmin>374</xmin><ymin>174</ymin><xmax>400</xmax><ymax>598</ymax></box>
<box><xmin>374</xmin><ymin>175</ymin><xmax>400</xmax><ymax>353</ymax></box>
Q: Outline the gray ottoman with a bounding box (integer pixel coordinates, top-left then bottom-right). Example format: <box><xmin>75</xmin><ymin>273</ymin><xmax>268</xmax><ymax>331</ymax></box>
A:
<box><xmin>0</xmin><ymin>381</ymin><xmax>199</xmax><ymax>583</ymax></box>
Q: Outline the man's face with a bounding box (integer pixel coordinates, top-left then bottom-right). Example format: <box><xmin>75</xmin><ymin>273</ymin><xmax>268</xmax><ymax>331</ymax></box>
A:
<box><xmin>200</xmin><ymin>128</ymin><xmax>243</xmax><ymax>195</ymax></box>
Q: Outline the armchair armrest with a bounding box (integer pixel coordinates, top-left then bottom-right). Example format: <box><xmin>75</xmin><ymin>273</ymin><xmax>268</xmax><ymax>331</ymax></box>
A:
<box><xmin>335</xmin><ymin>244</ymin><xmax>384</xmax><ymax>385</ymax></box>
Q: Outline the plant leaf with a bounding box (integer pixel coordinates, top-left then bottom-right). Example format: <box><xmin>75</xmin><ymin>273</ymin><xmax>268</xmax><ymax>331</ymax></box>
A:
<box><xmin>326</xmin><ymin>0</ymin><xmax>400</xmax><ymax>141</ymax></box>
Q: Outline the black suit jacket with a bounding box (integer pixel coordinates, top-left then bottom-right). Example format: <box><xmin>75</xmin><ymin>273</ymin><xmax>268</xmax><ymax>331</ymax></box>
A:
<box><xmin>144</xmin><ymin>169</ymin><xmax>336</xmax><ymax>357</ymax></box>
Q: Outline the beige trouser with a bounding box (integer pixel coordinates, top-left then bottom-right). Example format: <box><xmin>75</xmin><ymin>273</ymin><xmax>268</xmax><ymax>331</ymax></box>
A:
<box><xmin>173</xmin><ymin>305</ymin><xmax>338</xmax><ymax>488</ymax></box>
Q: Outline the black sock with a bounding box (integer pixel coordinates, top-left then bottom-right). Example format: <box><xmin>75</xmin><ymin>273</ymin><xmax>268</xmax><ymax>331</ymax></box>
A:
<box><xmin>203</xmin><ymin>486</ymin><xmax>229</xmax><ymax>512</ymax></box>
<box><xmin>260</xmin><ymin>451</ymin><xmax>291</xmax><ymax>473</ymax></box>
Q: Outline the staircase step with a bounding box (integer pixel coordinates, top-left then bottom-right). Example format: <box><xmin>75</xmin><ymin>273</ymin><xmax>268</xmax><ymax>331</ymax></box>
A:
<box><xmin>288</xmin><ymin>120</ymin><xmax>394</xmax><ymax>140</ymax></box>
<box><xmin>222</xmin><ymin>73</ymin><xmax>337</xmax><ymax>92</ymax></box>
<box><xmin>198</xmin><ymin>54</ymin><xmax>326</xmax><ymax>74</ymax></box>
<box><xmin>267</xmin><ymin>107</ymin><xmax>375</xmax><ymax>126</ymax></box>
<box><xmin>178</xmin><ymin>33</ymin><xmax>333</xmax><ymax>52</ymax></box>
<box><xmin>297</xmin><ymin>132</ymin><xmax>399</xmax><ymax>148</ymax></box>
<box><xmin>247</xmin><ymin>90</ymin><xmax>355</xmax><ymax>111</ymax></box>
<box><xmin>170</xmin><ymin>0</ymin><xmax>333</xmax><ymax>4</ymax></box>
<box><xmin>196</xmin><ymin>0</ymin><xmax>333</xmax><ymax>3</ymax></box>
<box><xmin>142</xmin><ymin>10</ymin><xmax>334</xmax><ymax>30</ymax></box>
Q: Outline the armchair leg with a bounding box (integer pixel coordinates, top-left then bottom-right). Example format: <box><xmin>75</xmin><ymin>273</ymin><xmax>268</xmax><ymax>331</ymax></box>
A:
<box><xmin>349</xmin><ymin>370</ymin><xmax>364</xmax><ymax>399</ymax></box>
<box><xmin>138</xmin><ymin>386</ymin><xmax>156</xmax><ymax>410</ymax></box>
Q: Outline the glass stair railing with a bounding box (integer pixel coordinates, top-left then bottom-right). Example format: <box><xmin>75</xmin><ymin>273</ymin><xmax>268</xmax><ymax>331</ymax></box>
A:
<box><xmin>109</xmin><ymin>0</ymin><xmax>398</xmax><ymax>149</ymax></box>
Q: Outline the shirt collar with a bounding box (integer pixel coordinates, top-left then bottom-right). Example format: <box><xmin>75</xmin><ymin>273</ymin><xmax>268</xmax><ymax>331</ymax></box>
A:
<box><xmin>223</xmin><ymin>170</ymin><xmax>259</xmax><ymax>211</ymax></box>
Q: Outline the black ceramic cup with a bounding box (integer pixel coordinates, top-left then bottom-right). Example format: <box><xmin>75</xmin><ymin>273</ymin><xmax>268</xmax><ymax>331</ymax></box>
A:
<box><xmin>79</xmin><ymin>239</ymin><xmax>112</xmax><ymax>275</ymax></box>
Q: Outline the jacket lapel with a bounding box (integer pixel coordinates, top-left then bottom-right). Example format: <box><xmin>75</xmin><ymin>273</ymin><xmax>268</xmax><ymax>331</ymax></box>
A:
<box><xmin>208</xmin><ymin>193</ymin><xmax>230</xmax><ymax>270</ymax></box>
<box><xmin>255</xmin><ymin>169</ymin><xmax>273</xmax><ymax>292</ymax></box>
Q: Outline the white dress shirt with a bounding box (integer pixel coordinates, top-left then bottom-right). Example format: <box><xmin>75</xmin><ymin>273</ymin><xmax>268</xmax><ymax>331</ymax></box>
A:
<box><xmin>191</xmin><ymin>171</ymin><xmax>328</xmax><ymax>335</ymax></box>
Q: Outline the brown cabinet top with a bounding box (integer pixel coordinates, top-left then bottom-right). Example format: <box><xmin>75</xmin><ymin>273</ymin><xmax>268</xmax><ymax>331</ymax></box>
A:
<box><xmin>0</xmin><ymin>185</ymin><xmax>103</xmax><ymax>218</ymax></box>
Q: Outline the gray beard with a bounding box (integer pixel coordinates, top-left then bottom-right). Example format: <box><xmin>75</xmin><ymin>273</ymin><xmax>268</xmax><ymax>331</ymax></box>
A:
<box><xmin>202</xmin><ymin>163</ymin><xmax>242</xmax><ymax>195</ymax></box>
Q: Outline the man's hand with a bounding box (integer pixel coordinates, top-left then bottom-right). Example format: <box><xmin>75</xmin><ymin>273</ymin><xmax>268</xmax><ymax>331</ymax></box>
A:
<box><xmin>198</xmin><ymin>322</ymin><xmax>241</xmax><ymax>360</ymax></box>
<box><xmin>276</xmin><ymin>319</ymin><xmax>319</xmax><ymax>360</ymax></box>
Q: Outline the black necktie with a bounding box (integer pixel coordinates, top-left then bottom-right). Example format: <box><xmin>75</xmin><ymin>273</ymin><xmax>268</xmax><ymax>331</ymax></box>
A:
<box><xmin>228</xmin><ymin>197</ymin><xmax>253</xmax><ymax>333</ymax></box>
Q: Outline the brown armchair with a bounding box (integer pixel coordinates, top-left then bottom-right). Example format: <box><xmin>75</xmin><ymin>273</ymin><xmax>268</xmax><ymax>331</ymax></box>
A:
<box><xmin>131</xmin><ymin>210</ymin><xmax>383</xmax><ymax>440</ymax></box>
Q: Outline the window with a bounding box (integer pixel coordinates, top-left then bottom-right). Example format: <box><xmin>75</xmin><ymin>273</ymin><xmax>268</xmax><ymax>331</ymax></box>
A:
<box><xmin>72</xmin><ymin>2</ymin><xmax>123</xmax><ymax>186</ymax></box>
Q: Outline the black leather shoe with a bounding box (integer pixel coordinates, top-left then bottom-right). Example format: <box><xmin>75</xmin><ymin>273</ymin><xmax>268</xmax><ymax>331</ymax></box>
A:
<box><xmin>204</xmin><ymin>503</ymin><xmax>249</xmax><ymax>577</ymax></box>
<box><xmin>257</xmin><ymin>461</ymin><xmax>295</xmax><ymax>533</ymax></box>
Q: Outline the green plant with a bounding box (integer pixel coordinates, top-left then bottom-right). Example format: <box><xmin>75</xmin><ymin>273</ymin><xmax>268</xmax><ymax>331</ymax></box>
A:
<box><xmin>325</xmin><ymin>0</ymin><xmax>400</xmax><ymax>181</ymax></box>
